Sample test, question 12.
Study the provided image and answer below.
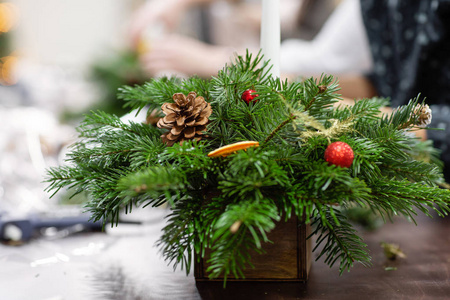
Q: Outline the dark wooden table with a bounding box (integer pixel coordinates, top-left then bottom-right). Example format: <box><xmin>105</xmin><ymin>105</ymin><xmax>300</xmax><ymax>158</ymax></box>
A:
<box><xmin>3</xmin><ymin>209</ymin><xmax>449</xmax><ymax>299</ymax></box>
<box><xmin>196</xmin><ymin>212</ymin><xmax>450</xmax><ymax>299</ymax></box>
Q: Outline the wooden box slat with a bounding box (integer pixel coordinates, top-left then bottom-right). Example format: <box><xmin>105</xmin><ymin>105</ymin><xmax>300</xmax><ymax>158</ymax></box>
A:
<box><xmin>194</xmin><ymin>216</ymin><xmax>311</xmax><ymax>282</ymax></box>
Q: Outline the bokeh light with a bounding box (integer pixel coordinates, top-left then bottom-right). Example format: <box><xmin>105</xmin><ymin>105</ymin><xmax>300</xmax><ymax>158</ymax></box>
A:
<box><xmin>0</xmin><ymin>2</ymin><xmax>18</xmax><ymax>85</ymax></box>
<box><xmin>0</xmin><ymin>2</ymin><xmax>18</xmax><ymax>33</ymax></box>
<box><xmin>0</xmin><ymin>55</ymin><xmax>17</xmax><ymax>85</ymax></box>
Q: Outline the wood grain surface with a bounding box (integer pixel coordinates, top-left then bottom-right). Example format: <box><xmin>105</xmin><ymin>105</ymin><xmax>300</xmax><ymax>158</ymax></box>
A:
<box><xmin>195</xmin><ymin>217</ymin><xmax>312</xmax><ymax>281</ymax></box>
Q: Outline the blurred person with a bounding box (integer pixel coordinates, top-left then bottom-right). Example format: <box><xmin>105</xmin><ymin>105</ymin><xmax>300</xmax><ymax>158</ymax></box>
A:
<box><xmin>360</xmin><ymin>0</ymin><xmax>450</xmax><ymax>180</ymax></box>
<box><xmin>280</xmin><ymin>0</ymin><xmax>375</xmax><ymax>99</ymax></box>
<box><xmin>129</xmin><ymin>0</ymin><xmax>242</xmax><ymax>78</ymax></box>
<box><xmin>128</xmin><ymin>0</ymin><xmax>313</xmax><ymax>78</ymax></box>
<box><xmin>128</xmin><ymin>0</ymin><xmax>374</xmax><ymax>98</ymax></box>
<box><xmin>129</xmin><ymin>0</ymin><xmax>213</xmax><ymax>48</ymax></box>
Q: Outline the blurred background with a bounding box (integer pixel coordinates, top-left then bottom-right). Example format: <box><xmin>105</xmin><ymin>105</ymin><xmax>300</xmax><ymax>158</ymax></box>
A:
<box><xmin>0</xmin><ymin>0</ymin><xmax>139</xmax><ymax>215</ymax></box>
<box><xmin>0</xmin><ymin>0</ymin><xmax>340</xmax><ymax>214</ymax></box>
<box><xmin>0</xmin><ymin>1</ymin><xmax>342</xmax><ymax>299</ymax></box>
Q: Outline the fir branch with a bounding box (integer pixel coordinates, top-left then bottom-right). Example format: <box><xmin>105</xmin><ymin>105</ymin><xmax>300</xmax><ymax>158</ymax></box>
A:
<box><xmin>45</xmin><ymin>165</ymin><xmax>90</xmax><ymax>198</ymax></box>
<box><xmin>119</xmin><ymin>77</ymin><xmax>184</xmax><ymax>112</ymax></box>
<box><xmin>367</xmin><ymin>179</ymin><xmax>450</xmax><ymax>221</ymax></box>
<box><xmin>311</xmin><ymin>206</ymin><xmax>371</xmax><ymax>274</ymax></box>
<box><xmin>264</xmin><ymin>113</ymin><xmax>296</xmax><ymax>144</ymax></box>
<box><xmin>207</xmin><ymin>199</ymin><xmax>280</xmax><ymax>282</ymax></box>
<box><xmin>82</xmin><ymin>167</ymin><xmax>135</xmax><ymax>226</ymax></box>
<box><xmin>218</xmin><ymin>148</ymin><xmax>289</xmax><ymax>200</ymax></box>
<box><xmin>330</xmin><ymin>97</ymin><xmax>390</xmax><ymax>122</ymax></box>
<box><xmin>195</xmin><ymin>192</ymin><xmax>229</xmax><ymax>255</ymax></box>
<box><xmin>379</xmin><ymin>158</ymin><xmax>442</xmax><ymax>184</ymax></box>
<box><xmin>209</xmin><ymin>50</ymin><xmax>270</xmax><ymax>106</ymax></box>
<box><xmin>301</xmin><ymin>75</ymin><xmax>340</xmax><ymax>116</ymax></box>
<box><xmin>129</xmin><ymin>136</ymin><xmax>166</xmax><ymax>169</ymax></box>
<box><xmin>77</xmin><ymin>111</ymin><xmax>145</xmax><ymax>137</ymax></box>
<box><xmin>157</xmin><ymin>197</ymin><xmax>201</xmax><ymax>274</ymax></box>
<box><xmin>156</xmin><ymin>141</ymin><xmax>216</xmax><ymax>188</ymax></box>
<box><xmin>405</xmin><ymin>139</ymin><xmax>443</xmax><ymax>167</ymax></box>
<box><xmin>301</xmin><ymin>162</ymin><xmax>372</xmax><ymax>205</ymax></box>
<box><xmin>347</xmin><ymin>138</ymin><xmax>384</xmax><ymax>179</ymax></box>
<box><xmin>303</xmin><ymin>83</ymin><xmax>328</xmax><ymax>111</ymax></box>
<box><xmin>288</xmin><ymin>189</ymin><xmax>316</xmax><ymax>224</ymax></box>
<box><xmin>271</xmin><ymin>145</ymin><xmax>308</xmax><ymax>169</ymax></box>
<box><xmin>381</xmin><ymin>96</ymin><xmax>422</xmax><ymax>130</ymax></box>
<box><xmin>68</xmin><ymin>112</ymin><xmax>164</xmax><ymax>170</ymax></box>
<box><xmin>356</xmin><ymin>121</ymin><xmax>411</xmax><ymax>162</ymax></box>
<box><xmin>86</xmin><ymin>149</ymin><xmax>133</xmax><ymax>157</ymax></box>
<box><xmin>116</xmin><ymin>166</ymin><xmax>186</xmax><ymax>204</ymax></box>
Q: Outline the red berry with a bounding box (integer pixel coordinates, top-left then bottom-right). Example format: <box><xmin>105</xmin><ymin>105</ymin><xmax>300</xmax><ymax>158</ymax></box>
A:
<box><xmin>241</xmin><ymin>89</ymin><xmax>259</xmax><ymax>104</ymax></box>
<box><xmin>324</xmin><ymin>141</ymin><xmax>354</xmax><ymax>168</ymax></box>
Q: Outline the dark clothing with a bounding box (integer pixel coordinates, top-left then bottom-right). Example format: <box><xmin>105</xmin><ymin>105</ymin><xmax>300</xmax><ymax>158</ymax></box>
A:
<box><xmin>360</xmin><ymin>0</ymin><xmax>450</xmax><ymax>180</ymax></box>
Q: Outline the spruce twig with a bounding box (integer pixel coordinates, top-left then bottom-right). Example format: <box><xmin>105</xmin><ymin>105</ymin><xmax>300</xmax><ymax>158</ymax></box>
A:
<box><xmin>264</xmin><ymin>113</ymin><xmax>296</xmax><ymax>144</ymax></box>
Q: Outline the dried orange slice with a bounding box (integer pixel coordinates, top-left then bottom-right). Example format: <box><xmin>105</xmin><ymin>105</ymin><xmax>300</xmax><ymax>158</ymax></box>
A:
<box><xmin>207</xmin><ymin>141</ymin><xmax>259</xmax><ymax>157</ymax></box>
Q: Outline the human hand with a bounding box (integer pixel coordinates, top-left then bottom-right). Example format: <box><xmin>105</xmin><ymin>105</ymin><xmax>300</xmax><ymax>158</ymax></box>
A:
<box><xmin>129</xmin><ymin>0</ymin><xmax>189</xmax><ymax>49</ymax></box>
<box><xmin>129</xmin><ymin>0</ymin><xmax>215</xmax><ymax>49</ymax></box>
<box><xmin>139</xmin><ymin>34</ymin><xmax>234</xmax><ymax>78</ymax></box>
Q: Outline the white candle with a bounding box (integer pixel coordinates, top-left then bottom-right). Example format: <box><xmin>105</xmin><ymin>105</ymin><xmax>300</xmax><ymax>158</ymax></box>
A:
<box><xmin>260</xmin><ymin>0</ymin><xmax>281</xmax><ymax>78</ymax></box>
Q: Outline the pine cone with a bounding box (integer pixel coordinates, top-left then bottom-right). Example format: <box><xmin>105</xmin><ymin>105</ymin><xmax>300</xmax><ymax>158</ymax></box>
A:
<box><xmin>157</xmin><ymin>92</ymin><xmax>212</xmax><ymax>146</ymax></box>
<box><xmin>413</xmin><ymin>104</ymin><xmax>432</xmax><ymax>128</ymax></box>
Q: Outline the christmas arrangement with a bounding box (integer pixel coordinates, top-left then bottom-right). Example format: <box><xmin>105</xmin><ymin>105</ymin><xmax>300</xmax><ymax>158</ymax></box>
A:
<box><xmin>46</xmin><ymin>52</ymin><xmax>450</xmax><ymax>283</ymax></box>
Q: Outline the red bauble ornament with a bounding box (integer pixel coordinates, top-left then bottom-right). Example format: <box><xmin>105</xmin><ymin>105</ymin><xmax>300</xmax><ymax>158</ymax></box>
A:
<box><xmin>241</xmin><ymin>89</ymin><xmax>259</xmax><ymax>104</ymax></box>
<box><xmin>324</xmin><ymin>141</ymin><xmax>354</xmax><ymax>168</ymax></box>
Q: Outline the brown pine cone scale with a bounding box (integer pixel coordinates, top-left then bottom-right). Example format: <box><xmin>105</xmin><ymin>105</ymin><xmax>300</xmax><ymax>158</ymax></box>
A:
<box><xmin>157</xmin><ymin>92</ymin><xmax>212</xmax><ymax>146</ymax></box>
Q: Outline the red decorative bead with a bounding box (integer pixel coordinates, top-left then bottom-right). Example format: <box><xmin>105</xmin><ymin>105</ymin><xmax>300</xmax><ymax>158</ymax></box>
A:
<box><xmin>241</xmin><ymin>89</ymin><xmax>259</xmax><ymax>104</ymax></box>
<box><xmin>324</xmin><ymin>141</ymin><xmax>354</xmax><ymax>168</ymax></box>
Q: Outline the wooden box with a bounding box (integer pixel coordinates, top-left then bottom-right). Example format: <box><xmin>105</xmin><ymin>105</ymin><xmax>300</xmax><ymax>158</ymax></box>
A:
<box><xmin>194</xmin><ymin>216</ymin><xmax>312</xmax><ymax>282</ymax></box>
